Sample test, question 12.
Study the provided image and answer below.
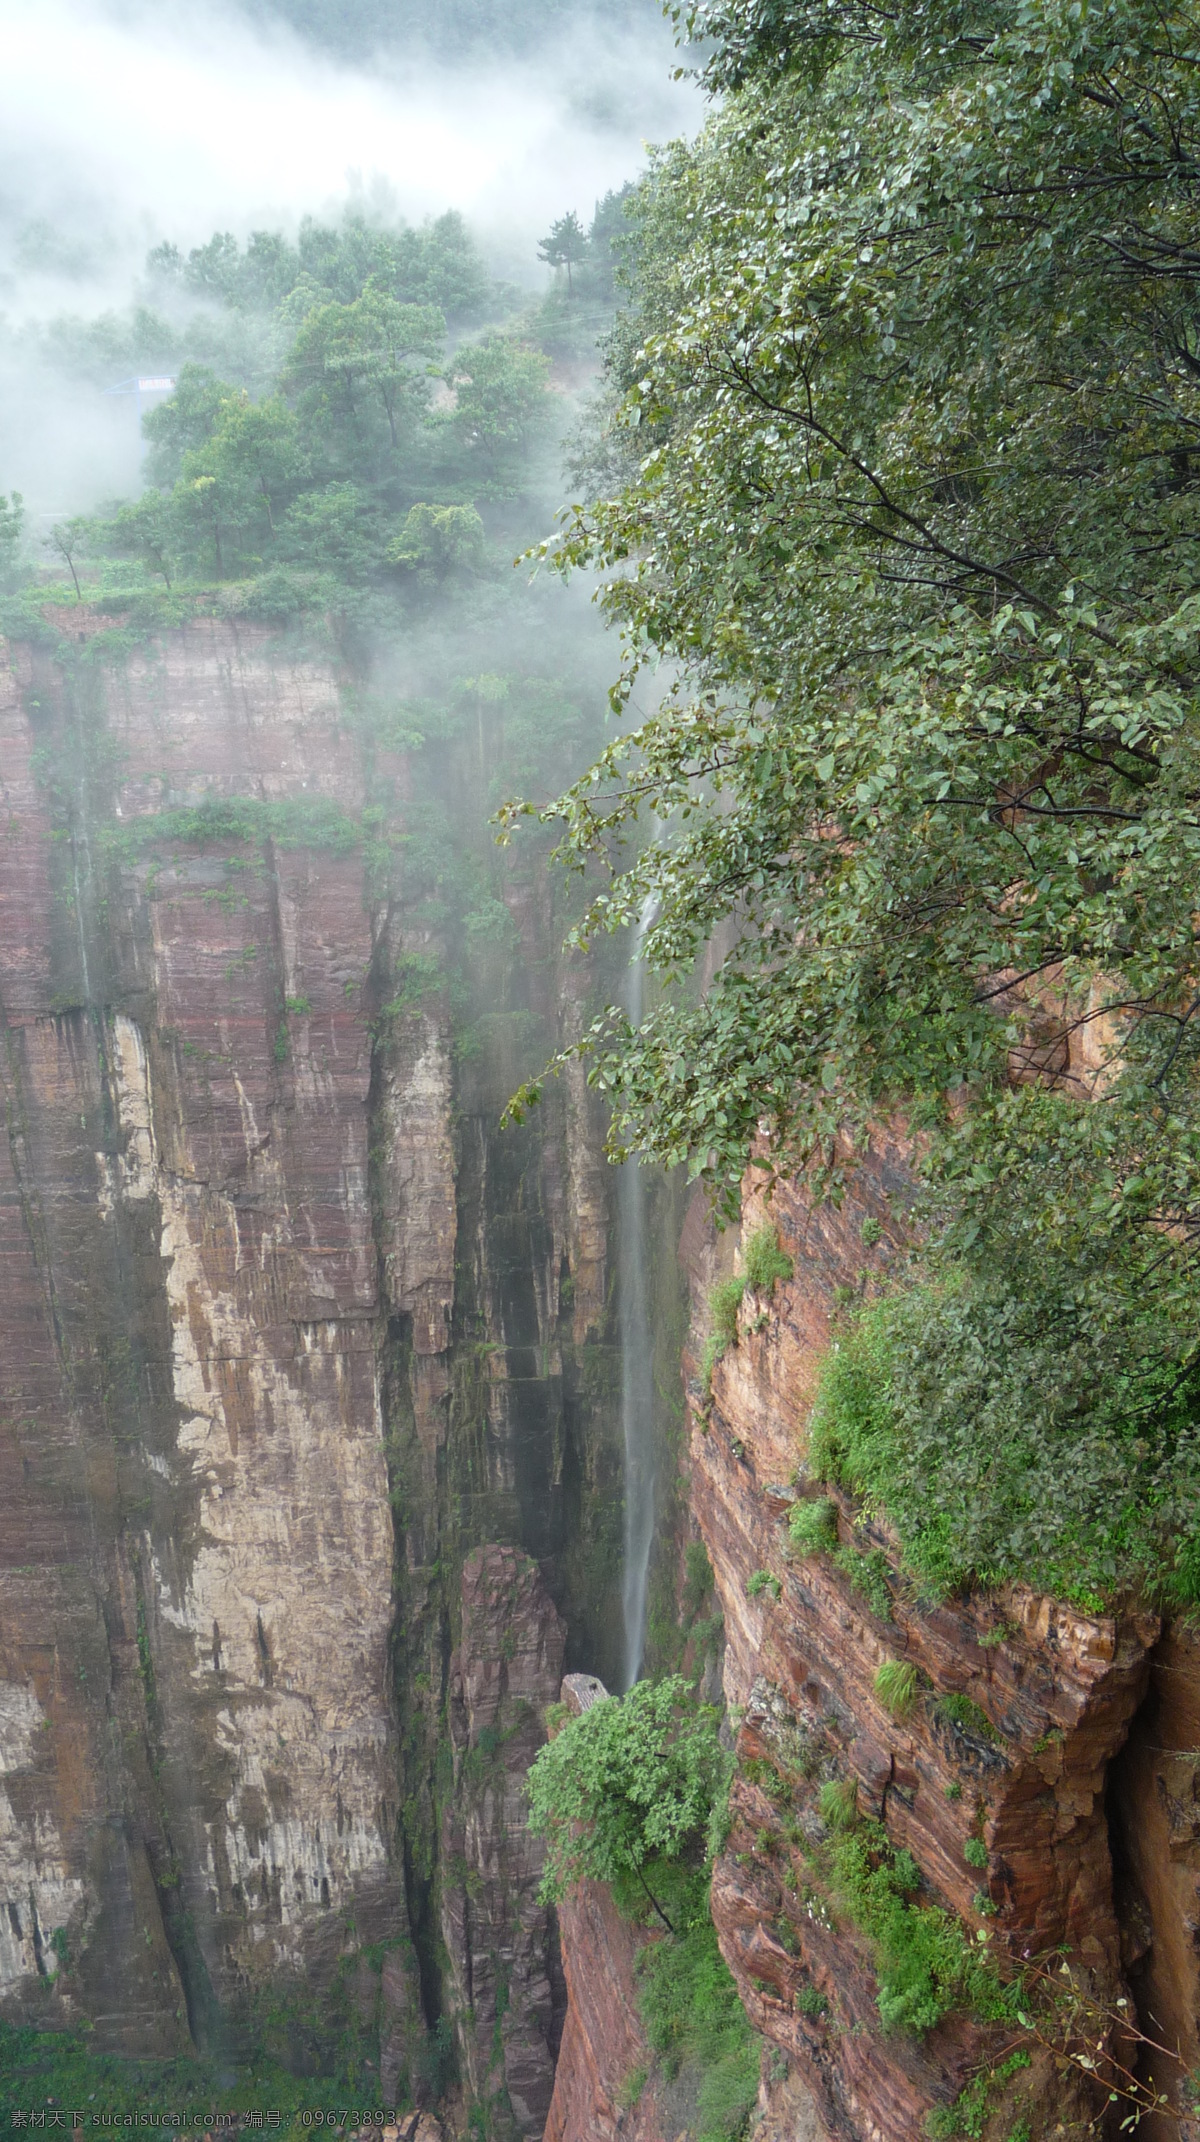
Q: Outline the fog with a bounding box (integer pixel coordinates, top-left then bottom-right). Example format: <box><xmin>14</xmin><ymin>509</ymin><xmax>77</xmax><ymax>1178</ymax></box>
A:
<box><xmin>0</xmin><ymin>0</ymin><xmax>699</xmax><ymax>515</ymax></box>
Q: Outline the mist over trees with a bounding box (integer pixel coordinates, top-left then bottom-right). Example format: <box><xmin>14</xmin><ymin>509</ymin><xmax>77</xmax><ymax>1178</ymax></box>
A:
<box><xmin>0</xmin><ymin>177</ymin><xmax>651</xmax><ymax>1153</ymax></box>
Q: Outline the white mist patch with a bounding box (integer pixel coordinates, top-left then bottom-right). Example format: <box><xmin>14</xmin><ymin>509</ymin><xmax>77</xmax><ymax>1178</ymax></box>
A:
<box><xmin>0</xmin><ymin>0</ymin><xmax>699</xmax><ymax>300</ymax></box>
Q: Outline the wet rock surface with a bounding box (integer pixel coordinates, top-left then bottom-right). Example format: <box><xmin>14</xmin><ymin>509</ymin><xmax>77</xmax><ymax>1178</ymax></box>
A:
<box><xmin>681</xmin><ymin>1151</ymin><xmax>1176</xmax><ymax>2139</ymax></box>
<box><xmin>440</xmin><ymin>1545</ymin><xmax>567</xmax><ymax>2139</ymax></box>
<box><xmin>0</xmin><ymin>619</ymin><xmax>623</xmax><ymax>2117</ymax></box>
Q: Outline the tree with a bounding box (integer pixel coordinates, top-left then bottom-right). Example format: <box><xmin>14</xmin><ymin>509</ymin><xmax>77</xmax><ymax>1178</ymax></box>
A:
<box><xmin>97</xmin><ymin>492</ymin><xmax>175</xmax><ymax>588</ymax></box>
<box><xmin>388</xmin><ymin>502</ymin><xmax>484</xmax><ymax>582</ymax></box>
<box><xmin>0</xmin><ymin>491</ymin><xmax>23</xmax><ymax>590</ymax></box>
<box><xmin>278</xmin><ymin>482</ymin><xmax>386</xmax><ymax>583</ymax></box>
<box><xmin>143</xmin><ymin>366</ymin><xmax>233</xmax><ymax>490</ymax></box>
<box><xmin>526</xmin><ymin>1677</ymin><xmax>727</xmax><ymax>1929</ymax></box>
<box><xmin>283</xmin><ymin>283</ymin><xmax>444</xmax><ymax>452</ymax></box>
<box><xmin>48</xmin><ymin>517</ymin><xmax>90</xmax><ymax>600</ymax></box>
<box><xmin>449</xmin><ymin>333</ymin><xmax>551</xmax><ymax>482</ymax></box>
<box><xmin>538</xmin><ymin>210</ymin><xmax>590</xmax><ymax>297</ymax></box>
<box><xmin>505</xmin><ymin>0</ymin><xmax>1200</xmax><ymax>1591</ymax></box>
<box><xmin>202</xmin><ymin>393</ymin><xmax>307</xmax><ymax>536</ymax></box>
<box><xmin>518</xmin><ymin>0</ymin><xmax>1200</xmax><ymax>1235</ymax></box>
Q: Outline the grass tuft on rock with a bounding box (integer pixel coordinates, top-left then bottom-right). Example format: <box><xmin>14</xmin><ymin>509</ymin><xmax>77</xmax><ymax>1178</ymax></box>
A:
<box><xmin>874</xmin><ymin>1660</ymin><xmax>919</xmax><ymax>1720</ymax></box>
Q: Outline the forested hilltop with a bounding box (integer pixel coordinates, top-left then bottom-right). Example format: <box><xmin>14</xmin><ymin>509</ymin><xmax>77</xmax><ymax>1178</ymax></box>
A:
<box><xmin>521</xmin><ymin>0</ymin><xmax>1200</xmax><ymax>1620</ymax></box>
<box><xmin>0</xmin><ymin>191</ymin><xmax>635</xmax><ymax>971</ymax></box>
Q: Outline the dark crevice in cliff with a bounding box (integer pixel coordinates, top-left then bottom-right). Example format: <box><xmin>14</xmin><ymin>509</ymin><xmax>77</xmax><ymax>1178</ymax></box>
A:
<box><xmin>1105</xmin><ymin>1633</ymin><xmax>1197</xmax><ymax>2124</ymax></box>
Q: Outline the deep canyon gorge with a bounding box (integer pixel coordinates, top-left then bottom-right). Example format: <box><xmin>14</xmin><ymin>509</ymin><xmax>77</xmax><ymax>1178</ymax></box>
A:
<box><xmin>1</xmin><ymin>613</ymin><xmax>1199</xmax><ymax>2140</ymax></box>
<box><xmin>5</xmin><ymin>2</ymin><xmax>1200</xmax><ymax>2138</ymax></box>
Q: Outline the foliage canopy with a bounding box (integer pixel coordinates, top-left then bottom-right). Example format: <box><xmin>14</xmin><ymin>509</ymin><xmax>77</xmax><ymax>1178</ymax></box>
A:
<box><xmin>526</xmin><ymin>1675</ymin><xmax>728</xmax><ymax>1917</ymax></box>
<box><xmin>504</xmin><ymin>0</ymin><xmax>1200</xmax><ymax>1598</ymax></box>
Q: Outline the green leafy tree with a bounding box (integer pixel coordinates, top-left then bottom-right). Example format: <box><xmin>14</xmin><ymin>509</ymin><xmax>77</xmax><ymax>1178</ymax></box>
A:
<box><xmin>538</xmin><ymin>210</ymin><xmax>590</xmax><ymax>296</ymax></box>
<box><xmin>96</xmin><ymin>492</ymin><xmax>175</xmax><ymax>588</ymax></box>
<box><xmin>143</xmin><ymin>366</ymin><xmax>233</xmax><ymax>489</ymax></box>
<box><xmin>449</xmin><ymin>333</ymin><xmax>551</xmax><ymax>482</ymax></box>
<box><xmin>504</xmin><ymin>0</ymin><xmax>1200</xmax><ymax>1597</ymax></box>
<box><xmin>585</xmin><ymin>188</ymin><xmax>634</xmax><ymax>303</ymax></box>
<box><xmin>526</xmin><ymin>1677</ymin><xmax>728</xmax><ymax>1930</ymax></box>
<box><xmin>0</xmin><ymin>490</ymin><xmax>23</xmax><ymax>589</ymax></box>
<box><xmin>278</xmin><ymin>481</ymin><xmax>387</xmax><ymax>583</ymax></box>
<box><xmin>283</xmin><ymin>282</ymin><xmax>444</xmax><ymax>453</ymax></box>
<box><xmin>514</xmin><ymin>2</ymin><xmax>1200</xmax><ymax>1302</ymax></box>
<box><xmin>388</xmin><ymin>501</ymin><xmax>485</xmax><ymax>582</ymax></box>
<box><xmin>294</xmin><ymin>209</ymin><xmax>487</xmax><ymax>319</ymax></box>
<box><xmin>202</xmin><ymin>393</ymin><xmax>308</xmax><ymax>537</ymax></box>
<box><xmin>47</xmin><ymin>516</ymin><xmax>91</xmax><ymax>599</ymax></box>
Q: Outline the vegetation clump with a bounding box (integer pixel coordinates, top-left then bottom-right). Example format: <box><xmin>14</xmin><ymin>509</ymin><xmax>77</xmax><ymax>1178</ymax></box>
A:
<box><xmin>936</xmin><ymin>1695</ymin><xmax>1001</xmax><ymax>1749</ymax></box>
<box><xmin>527</xmin><ymin>1678</ymin><xmax>758</xmax><ymax>2141</ymax></box>
<box><xmin>833</xmin><ymin>1543</ymin><xmax>893</xmax><ymax>1623</ymax></box>
<box><xmin>873</xmin><ymin>1660</ymin><xmax>919</xmax><ymax>1721</ymax></box>
<box><xmin>809</xmin><ymin>1284</ymin><xmax>1200</xmax><ymax>1610</ymax></box>
<box><xmin>830</xmin><ymin>1823</ymin><xmax>1019</xmax><ymax>2039</ymax></box>
<box><xmin>795</xmin><ymin>1984</ymin><xmax>828</xmax><ymax>2021</ymax></box>
<box><xmin>745</xmin><ymin>1568</ymin><xmax>781</xmax><ymax>1601</ymax></box>
<box><xmin>527</xmin><ymin>1675</ymin><xmax>729</xmax><ymax>1926</ymax></box>
<box><xmin>700</xmin><ymin>1226</ymin><xmax>793</xmax><ymax>1388</ymax></box>
<box><xmin>817</xmin><ymin>1777</ymin><xmax>859</xmax><ymax>1833</ymax></box>
<box><xmin>788</xmin><ymin>1497</ymin><xmax>838</xmax><ymax>1557</ymax></box>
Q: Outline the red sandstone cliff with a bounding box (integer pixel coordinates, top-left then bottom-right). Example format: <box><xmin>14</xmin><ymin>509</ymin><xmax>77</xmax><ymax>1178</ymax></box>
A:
<box><xmin>0</xmin><ymin>614</ymin><xmax>619</xmax><ymax>2126</ymax></box>
<box><xmin>440</xmin><ymin>1545</ymin><xmax>567</xmax><ymax>2138</ymax></box>
<box><xmin>687</xmin><ymin>1153</ymin><xmax>1196</xmax><ymax>2136</ymax></box>
<box><xmin>546</xmin><ymin>1130</ymin><xmax>1200</xmax><ymax>2141</ymax></box>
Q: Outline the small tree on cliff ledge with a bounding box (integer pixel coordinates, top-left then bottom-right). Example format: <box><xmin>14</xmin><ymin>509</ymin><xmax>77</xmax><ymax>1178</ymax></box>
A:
<box><xmin>527</xmin><ymin>1676</ymin><xmax>727</xmax><ymax>1932</ymax></box>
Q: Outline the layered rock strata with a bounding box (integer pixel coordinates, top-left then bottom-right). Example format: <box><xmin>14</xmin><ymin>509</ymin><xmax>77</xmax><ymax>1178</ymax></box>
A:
<box><xmin>0</xmin><ymin>616</ymin><xmax>621</xmax><ymax>2114</ymax></box>
<box><xmin>440</xmin><ymin>1546</ymin><xmax>566</xmax><ymax>2137</ymax></box>
<box><xmin>685</xmin><ymin>1152</ymin><xmax>1185</xmax><ymax>2137</ymax></box>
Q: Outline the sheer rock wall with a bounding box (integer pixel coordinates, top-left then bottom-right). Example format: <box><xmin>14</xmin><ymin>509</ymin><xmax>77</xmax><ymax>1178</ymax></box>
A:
<box><xmin>684</xmin><ymin>1154</ymin><xmax>1194</xmax><ymax>2138</ymax></box>
<box><xmin>0</xmin><ymin>618</ymin><xmax>620</xmax><ymax>2128</ymax></box>
<box><xmin>440</xmin><ymin>1546</ymin><xmax>566</xmax><ymax>2136</ymax></box>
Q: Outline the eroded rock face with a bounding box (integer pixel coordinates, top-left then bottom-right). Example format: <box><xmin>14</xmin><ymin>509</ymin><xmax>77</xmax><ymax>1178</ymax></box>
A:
<box><xmin>0</xmin><ymin>618</ymin><xmax>621</xmax><ymax>2109</ymax></box>
<box><xmin>440</xmin><ymin>1546</ymin><xmax>566</xmax><ymax>2137</ymax></box>
<box><xmin>0</xmin><ymin>623</ymin><xmax>416</xmax><ymax>2046</ymax></box>
<box><xmin>684</xmin><ymin>1154</ymin><xmax>1161</xmax><ymax>2139</ymax></box>
<box><xmin>1110</xmin><ymin>1621</ymin><xmax>1200</xmax><ymax>2136</ymax></box>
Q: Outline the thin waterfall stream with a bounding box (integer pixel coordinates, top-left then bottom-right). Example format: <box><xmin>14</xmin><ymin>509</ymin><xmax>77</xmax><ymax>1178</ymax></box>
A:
<box><xmin>619</xmin><ymin>894</ymin><xmax>658</xmax><ymax>1689</ymax></box>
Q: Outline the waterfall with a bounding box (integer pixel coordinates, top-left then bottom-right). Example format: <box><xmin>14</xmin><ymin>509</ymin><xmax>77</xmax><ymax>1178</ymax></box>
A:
<box><xmin>619</xmin><ymin>894</ymin><xmax>658</xmax><ymax>1690</ymax></box>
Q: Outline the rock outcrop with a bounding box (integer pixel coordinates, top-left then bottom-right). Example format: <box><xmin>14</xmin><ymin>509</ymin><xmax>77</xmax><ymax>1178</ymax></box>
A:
<box><xmin>682</xmin><ymin>1150</ymin><xmax>1193</xmax><ymax>2137</ymax></box>
<box><xmin>0</xmin><ymin>614</ymin><xmax>624</xmax><ymax>2114</ymax></box>
<box><xmin>440</xmin><ymin>1545</ymin><xmax>567</xmax><ymax>2137</ymax></box>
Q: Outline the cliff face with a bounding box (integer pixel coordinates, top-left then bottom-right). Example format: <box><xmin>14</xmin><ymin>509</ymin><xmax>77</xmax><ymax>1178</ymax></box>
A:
<box><xmin>685</xmin><ymin>1153</ymin><xmax>1198</xmax><ymax>2137</ymax></box>
<box><xmin>0</xmin><ymin>615</ymin><xmax>622</xmax><ymax>2119</ymax></box>
<box><xmin>440</xmin><ymin>1546</ymin><xmax>566</xmax><ymax>2138</ymax></box>
<box><xmin>545</xmin><ymin>1124</ymin><xmax>1200</xmax><ymax>2142</ymax></box>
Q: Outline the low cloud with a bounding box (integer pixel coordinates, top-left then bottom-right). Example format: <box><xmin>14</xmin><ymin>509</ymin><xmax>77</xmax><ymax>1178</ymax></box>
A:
<box><xmin>0</xmin><ymin>0</ymin><xmax>699</xmax><ymax>309</ymax></box>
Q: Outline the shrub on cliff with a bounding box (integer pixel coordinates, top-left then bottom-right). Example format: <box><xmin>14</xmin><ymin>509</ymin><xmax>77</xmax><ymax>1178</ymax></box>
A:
<box><xmin>831</xmin><ymin>1823</ymin><xmax>1018</xmax><ymax>2038</ymax></box>
<box><xmin>526</xmin><ymin>1675</ymin><xmax>729</xmax><ymax>1927</ymax></box>
<box><xmin>528</xmin><ymin>1678</ymin><xmax>758</xmax><ymax>2137</ymax></box>
<box><xmin>809</xmin><ymin>1266</ymin><xmax>1200</xmax><ymax>1610</ymax></box>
